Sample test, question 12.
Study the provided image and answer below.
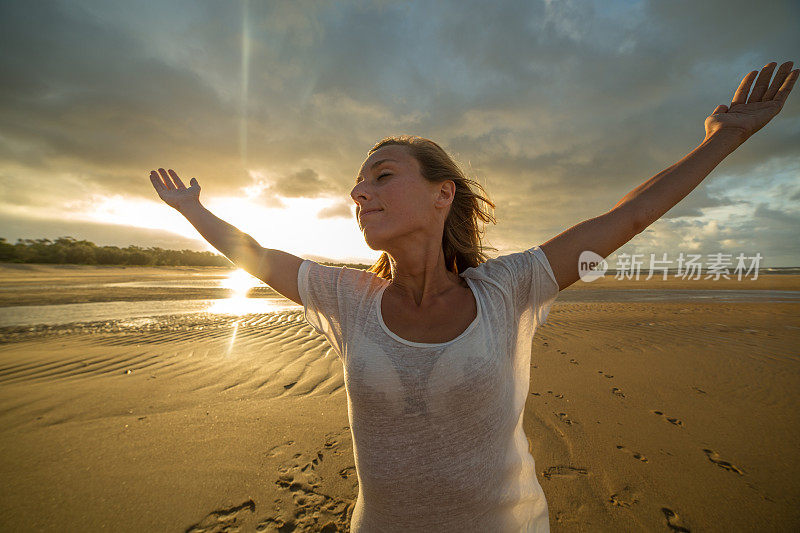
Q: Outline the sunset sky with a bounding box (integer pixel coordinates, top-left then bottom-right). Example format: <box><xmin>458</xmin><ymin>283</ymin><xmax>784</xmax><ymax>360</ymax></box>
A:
<box><xmin>1</xmin><ymin>0</ymin><xmax>798</xmax><ymax>266</ymax></box>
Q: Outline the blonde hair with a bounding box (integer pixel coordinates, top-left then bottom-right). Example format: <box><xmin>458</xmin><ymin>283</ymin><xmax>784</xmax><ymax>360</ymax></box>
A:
<box><xmin>362</xmin><ymin>135</ymin><xmax>497</xmax><ymax>280</ymax></box>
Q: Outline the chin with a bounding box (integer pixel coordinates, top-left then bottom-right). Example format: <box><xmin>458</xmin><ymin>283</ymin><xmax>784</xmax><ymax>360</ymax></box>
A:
<box><xmin>363</xmin><ymin>236</ymin><xmax>384</xmax><ymax>251</ymax></box>
<box><xmin>361</xmin><ymin>229</ymin><xmax>388</xmax><ymax>251</ymax></box>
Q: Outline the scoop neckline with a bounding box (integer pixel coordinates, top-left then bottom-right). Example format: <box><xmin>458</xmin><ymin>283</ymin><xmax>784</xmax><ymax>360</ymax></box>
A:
<box><xmin>375</xmin><ymin>276</ymin><xmax>481</xmax><ymax>348</ymax></box>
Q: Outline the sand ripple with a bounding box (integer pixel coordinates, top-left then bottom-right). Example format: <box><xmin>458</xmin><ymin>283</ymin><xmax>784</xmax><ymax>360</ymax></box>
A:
<box><xmin>0</xmin><ymin>310</ymin><xmax>346</xmax><ymax>400</ymax></box>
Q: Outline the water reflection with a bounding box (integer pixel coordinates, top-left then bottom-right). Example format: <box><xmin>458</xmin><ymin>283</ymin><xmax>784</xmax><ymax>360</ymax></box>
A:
<box><xmin>0</xmin><ymin>268</ymin><xmax>299</xmax><ymax>328</ymax></box>
<box><xmin>215</xmin><ymin>269</ymin><xmax>256</xmax><ymax>354</ymax></box>
<box><xmin>2</xmin><ymin>266</ymin><xmax>797</xmax><ymax>329</ymax></box>
<box><xmin>0</xmin><ymin>298</ymin><xmax>302</xmax><ymax>328</ymax></box>
<box><xmin>220</xmin><ymin>268</ymin><xmax>263</xmax><ymax>298</ymax></box>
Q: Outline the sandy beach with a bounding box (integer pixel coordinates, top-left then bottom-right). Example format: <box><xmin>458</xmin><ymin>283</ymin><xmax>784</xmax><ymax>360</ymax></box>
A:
<box><xmin>0</xmin><ymin>264</ymin><xmax>798</xmax><ymax>531</ymax></box>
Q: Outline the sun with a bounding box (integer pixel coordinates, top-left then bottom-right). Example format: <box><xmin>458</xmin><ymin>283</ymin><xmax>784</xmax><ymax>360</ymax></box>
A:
<box><xmin>220</xmin><ymin>268</ymin><xmax>262</xmax><ymax>297</ymax></box>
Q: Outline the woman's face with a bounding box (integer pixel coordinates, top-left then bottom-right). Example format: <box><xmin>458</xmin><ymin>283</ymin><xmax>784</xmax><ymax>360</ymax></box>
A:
<box><xmin>350</xmin><ymin>144</ymin><xmax>453</xmax><ymax>253</ymax></box>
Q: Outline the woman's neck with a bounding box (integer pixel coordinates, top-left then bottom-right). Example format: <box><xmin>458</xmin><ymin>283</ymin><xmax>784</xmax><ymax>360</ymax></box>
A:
<box><xmin>387</xmin><ymin>249</ymin><xmax>462</xmax><ymax>308</ymax></box>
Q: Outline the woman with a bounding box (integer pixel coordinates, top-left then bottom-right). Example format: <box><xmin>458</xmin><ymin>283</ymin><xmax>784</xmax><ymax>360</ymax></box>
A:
<box><xmin>149</xmin><ymin>61</ymin><xmax>796</xmax><ymax>532</ymax></box>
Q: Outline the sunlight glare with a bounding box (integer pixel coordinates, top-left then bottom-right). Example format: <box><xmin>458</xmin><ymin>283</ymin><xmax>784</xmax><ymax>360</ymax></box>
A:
<box><xmin>206</xmin><ymin>196</ymin><xmax>380</xmax><ymax>262</ymax></box>
<box><xmin>215</xmin><ymin>268</ymin><xmax>262</xmax><ymax>318</ymax></box>
<box><xmin>207</xmin><ymin>268</ymin><xmax>300</xmax><ymax>317</ymax></box>
<box><xmin>220</xmin><ymin>268</ymin><xmax>261</xmax><ymax>297</ymax></box>
<box><xmin>63</xmin><ymin>194</ymin><xmax>190</xmax><ymax>232</ymax></box>
<box><xmin>67</xmin><ymin>189</ymin><xmax>380</xmax><ymax>266</ymax></box>
<box><xmin>239</xmin><ymin>0</ymin><xmax>251</xmax><ymax>168</ymax></box>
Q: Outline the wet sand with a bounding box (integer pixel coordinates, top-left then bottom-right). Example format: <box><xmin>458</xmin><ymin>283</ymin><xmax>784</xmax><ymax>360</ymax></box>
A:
<box><xmin>0</xmin><ymin>263</ymin><xmax>279</xmax><ymax>307</ymax></box>
<box><xmin>0</xmin><ymin>265</ymin><xmax>798</xmax><ymax>531</ymax></box>
<box><xmin>0</xmin><ymin>263</ymin><xmax>797</xmax><ymax>308</ymax></box>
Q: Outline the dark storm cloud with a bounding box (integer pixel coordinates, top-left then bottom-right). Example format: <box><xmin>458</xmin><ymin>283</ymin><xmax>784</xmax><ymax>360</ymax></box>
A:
<box><xmin>0</xmin><ymin>0</ymin><xmax>798</xmax><ymax>262</ymax></box>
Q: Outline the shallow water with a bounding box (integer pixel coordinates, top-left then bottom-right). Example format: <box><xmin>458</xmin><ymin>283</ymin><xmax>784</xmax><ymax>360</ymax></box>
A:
<box><xmin>0</xmin><ymin>297</ymin><xmax>300</xmax><ymax>327</ymax></box>
<box><xmin>0</xmin><ymin>277</ymin><xmax>235</xmax><ymax>291</ymax></box>
<box><xmin>0</xmin><ymin>289</ymin><xmax>797</xmax><ymax>328</ymax></box>
<box><xmin>555</xmin><ymin>288</ymin><xmax>800</xmax><ymax>303</ymax></box>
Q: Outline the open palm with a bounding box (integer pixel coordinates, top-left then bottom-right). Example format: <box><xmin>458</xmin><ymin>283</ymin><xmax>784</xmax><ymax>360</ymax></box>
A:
<box><xmin>705</xmin><ymin>61</ymin><xmax>798</xmax><ymax>143</ymax></box>
<box><xmin>149</xmin><ymin>168</ymin><xmax>201</xmax><ymax>212</ymax></box>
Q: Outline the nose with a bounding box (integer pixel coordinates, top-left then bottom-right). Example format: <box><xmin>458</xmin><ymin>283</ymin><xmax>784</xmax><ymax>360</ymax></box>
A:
<box><xmin>350</xmin><ymin>181</ymin><xmax>369</xmax><ymax>206</ymax></box>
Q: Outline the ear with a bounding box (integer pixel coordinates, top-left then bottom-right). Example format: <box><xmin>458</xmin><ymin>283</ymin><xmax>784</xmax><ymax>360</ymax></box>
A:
<box><xmin>434</xmin><ymin>180</ymin><xmax>456</xmax><ymax>208</ymax></box>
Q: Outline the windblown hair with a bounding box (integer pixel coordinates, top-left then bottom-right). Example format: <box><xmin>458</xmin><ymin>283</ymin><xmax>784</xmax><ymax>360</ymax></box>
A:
<box><xmin>363</xmin><ymin>135</ymin><xmax>498</xmax><ymax>281</ymax></box>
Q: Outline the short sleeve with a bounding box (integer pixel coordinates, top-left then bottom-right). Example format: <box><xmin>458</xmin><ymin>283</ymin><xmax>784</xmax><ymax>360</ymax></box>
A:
<box><xmin>297</xmin><ymin>259</ymin><xmax>373</xmax><ymax>361</ymax></box>
<box><xmin>527</xmin><ymin>245</ymin><xmax>560</xmax><ymax>325</ymax></box>
<box><xmin>468</xmin><ymin>244</ymin><xmax>560</xmax><ymax>326</ymax></box>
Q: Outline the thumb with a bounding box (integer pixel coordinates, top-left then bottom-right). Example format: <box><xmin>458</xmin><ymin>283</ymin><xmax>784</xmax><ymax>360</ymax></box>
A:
<box><xmin>190</xmin><ymin>177</ymin><xmax>198</xmax><ymax>186</ymax></box>
<box><xmin>712</xmin><ymin>104</ymin><xmax>728</xmax><ymax>114</ymax></box>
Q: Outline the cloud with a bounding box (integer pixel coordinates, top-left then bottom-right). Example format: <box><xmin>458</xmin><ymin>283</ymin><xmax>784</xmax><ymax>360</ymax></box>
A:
<box><xmin>0</xmin><ymin>0</ymin><xmax>798</xmax><ymax>263</ymax></box>
<box><xmin>318</xmin><ymin>202</ymin><xmax>356</xmax><ymax>220</ymax></box>
<box><xmin>0</xmin><ymin>211</ymin><xmax>210</xmax><ymax>252</ymax></box>
<box><xmin>268</xmin><ymin>168</ymin><xmax>333</xmax><ymax>198</ymax></box>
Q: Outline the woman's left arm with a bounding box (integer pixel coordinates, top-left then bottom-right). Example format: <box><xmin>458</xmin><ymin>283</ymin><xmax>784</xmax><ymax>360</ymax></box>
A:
<box><xmin>542</xmin><ymin>61</ymin><xmax>798</xmax><ymax>292</ymax></box>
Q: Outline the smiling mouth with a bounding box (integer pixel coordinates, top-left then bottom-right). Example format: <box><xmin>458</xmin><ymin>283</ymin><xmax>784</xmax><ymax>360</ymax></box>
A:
<box><xmin>360</xmin><ymin>210</ymin><xmax>382</xmax><ymax>221</ymax></box>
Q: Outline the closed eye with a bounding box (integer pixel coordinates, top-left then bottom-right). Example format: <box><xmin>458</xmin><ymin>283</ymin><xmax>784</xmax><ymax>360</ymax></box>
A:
<box><xmin>377</xmin><ymin>173</ymin><xmax>390</xmax><ymax>180</ymax></box>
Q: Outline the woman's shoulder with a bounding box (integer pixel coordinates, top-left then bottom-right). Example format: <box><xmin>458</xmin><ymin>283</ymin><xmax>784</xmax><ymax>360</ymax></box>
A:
<box><xmin>306</xmin><ymin>260</ymin><xmax>386</xmax><ymax>292</ymax></box>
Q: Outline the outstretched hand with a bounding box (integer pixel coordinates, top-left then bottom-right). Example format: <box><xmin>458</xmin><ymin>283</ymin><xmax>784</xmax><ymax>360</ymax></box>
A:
<box><xmin>149</xmin><ymin>168</ymin><xmax>201</xmax><ymax>212</ymax></box>
<box><xmin>704</xmin><ymin>61</ymin><xmax>798</xmax><ymax>144</ymax></box>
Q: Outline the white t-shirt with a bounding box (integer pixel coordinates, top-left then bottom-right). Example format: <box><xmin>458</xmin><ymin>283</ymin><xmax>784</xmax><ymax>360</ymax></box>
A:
<box><xmin>297</xmin><ymin>245</ymin><xmax>560</xmax><ymax>532</ymax></box>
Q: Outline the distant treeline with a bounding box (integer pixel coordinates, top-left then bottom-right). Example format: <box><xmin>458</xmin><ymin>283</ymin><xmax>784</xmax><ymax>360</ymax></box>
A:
<box><xmin>0</xmin><ymin>236</ymin><xmax>231</xmax><ymax>266</ymax></box>
<box><xmin>0</xmin><ymin>236</ymin><xmax>372</xmax><ymax>270</ymax></box>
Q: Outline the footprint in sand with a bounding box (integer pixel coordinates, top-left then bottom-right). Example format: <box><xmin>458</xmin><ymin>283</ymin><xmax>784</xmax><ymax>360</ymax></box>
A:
<box><xmin>661</xmin><ymin>507</ymin><xmax>691</xmax><ymax>532</ymax></box>
<box><xmin>703</xmin><ymin>449</ymin><xmax>744</xmax><ymax>475</ymax></box>
<box><xmin>556</xmin><ymin>412</ymin><xmax>576</xmax><ymax>426</ymax></box>
<box><xmin>265</xmin><ymin>440</ymin><xmax>296</xmax><ymax>458</ymax></box>
<box><xmin>616</xmin><ymin>445</ymin><xmax>648</xmax><ymax>463</ymax></box>
<box><xmin>338</xmin><ymin>465</ymin><xmax>356</xmax><ymax>479</ymax></box>
<box><xmin>185</xmin><ymin>499</ymin><xmax>256</xmax><ymax>533</ymax></box>
<box><xmin>541</xmin><ymin>465</ymin><xmax>589</xmax><ymax>480</ymax></box>
<box><xmin>323</xmin><ymin>432</ymin><xmax>347</xmax><ymax>458</ymax></box>
<box><xmin>692</xmin><ymin>386</ymin><xmax>706</xmax><ymax>394</ymax></box>
<box><xmin>597</xmin><ymin>370</ymin><xmax>614</xmax><ymax>378</ymax></box>
<box><xmin>552</xmin><ymin>511</ymin><xmax>579</xmax><ymax>525</ymax></box>
<box><xmin>260</xmin><ymin>427</ymin><xmax>356</xmax><ymax>531</ymax></box>
<box><xmin>569</xmin><ymin>358</ymin><xmax>579</xmax><ymax>365</ymax></box>
<box><xmin>609</xmin><ymin>485</ymin><xmax>640</xmax><ymax>508</ymax></box>
<box><xmin>651</xmin><ymin>410</ymin><xmax>684</xmax><ymax>428</ymax></box>
<box><xmin>611</xmin><ymin>387</ymin><xmax>625</xmax><ymax>398</ymax></box>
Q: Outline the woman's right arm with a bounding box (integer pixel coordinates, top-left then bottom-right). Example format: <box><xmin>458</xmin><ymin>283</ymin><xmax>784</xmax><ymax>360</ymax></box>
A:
<box><xmin>149</xmin><ymin>168</ymin><xmax>303</xmax><ymax>305</ymax></box>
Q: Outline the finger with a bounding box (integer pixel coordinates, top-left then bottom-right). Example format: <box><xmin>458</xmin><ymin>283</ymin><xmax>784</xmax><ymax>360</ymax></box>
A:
<box><xmin>712</xmin><ymin>104</ymin><xmax>728</xmax><ymax>114</ymax></box>
<box><xmin>763</xmin><ymin>61</ymin><xmax>794</xmax><ymax>100</ymax></box>
<box><xmin>731</xmin><ymin>70</ymin><xmax>758</xmax><ymax>106</ymax></box>
<box><xmin>168</xmin><ymin>169</ymin><xmax>186</xmax><ymax>189</ymax></box>
<box><xmin>150</xmin><ymin>170</ymin><xmax>166</xmax><ymax>191</ymax></box>
<box><xmin>157</xmin><ymin>168</ymin><xmax>175</xmax><ymax>190</ymax></box>
<box><xmin>774</xmin><ymin>69</ymin><xmax>799</xmax><ymax>104</ymax></box>
<box><xmin>747</xmin><ymin>62</ymin><xmax>777</xmax><ymax>103</ymax></box>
